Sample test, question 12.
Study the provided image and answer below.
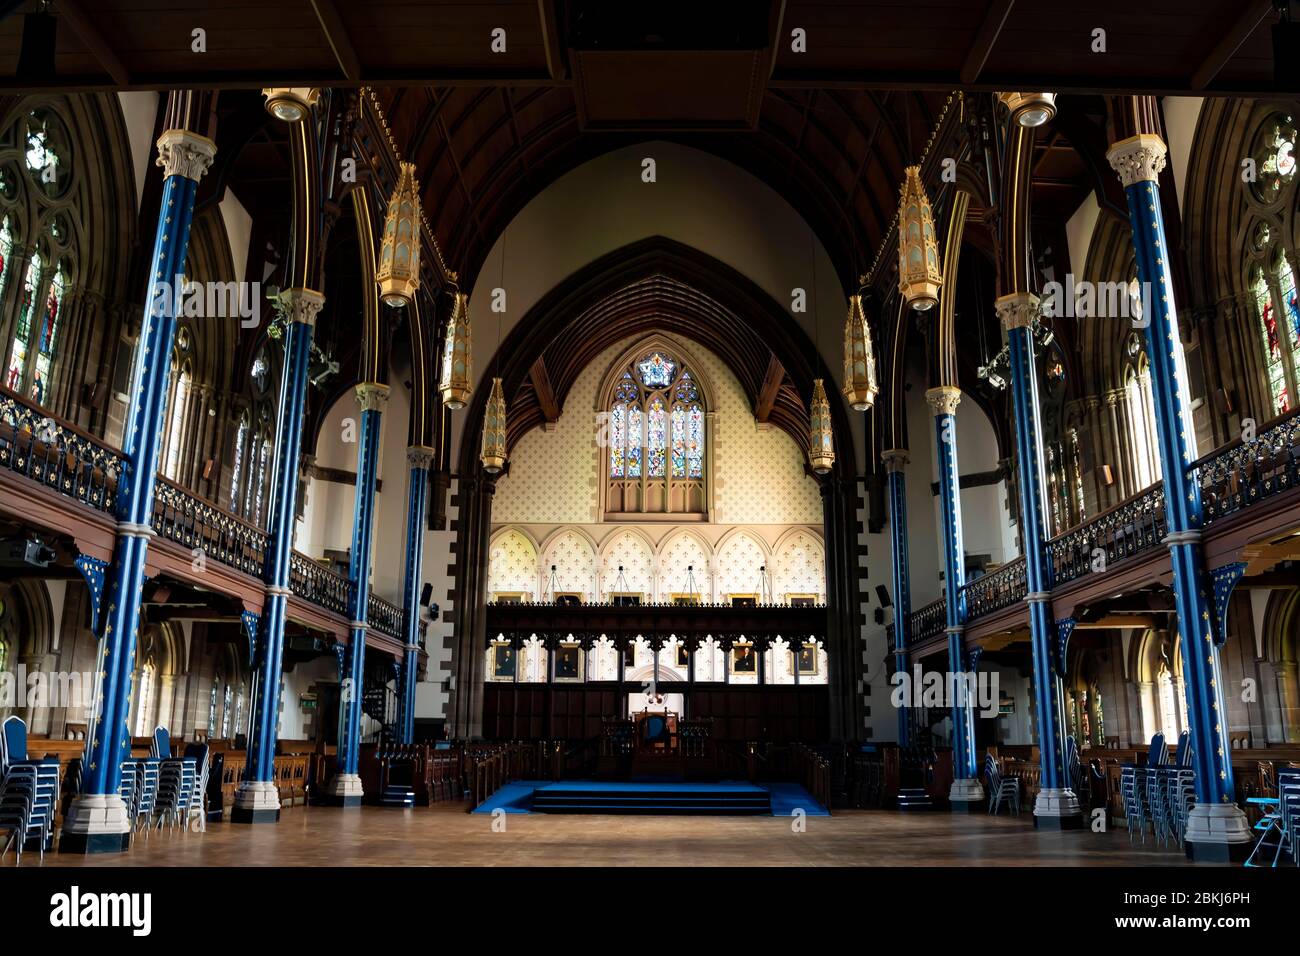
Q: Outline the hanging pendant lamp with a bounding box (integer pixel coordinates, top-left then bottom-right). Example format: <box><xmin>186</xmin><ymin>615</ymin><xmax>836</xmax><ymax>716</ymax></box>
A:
<box><xmin>480</xmin><ymin>377</ymin><xmax>507</xmax><ymax>473</ymax></box>
<box><xmin>808</xmin><ymin>378</ymin><xmax>836</xmax><ymax>475</ymax></box>
<box><xmin>376</xmin><ymin>161</ymin><xmax>422</xmax><ymax>308</ymax></box>
<box><xmin>897</xmin><ymin>165</ymin><xmax>942</xmax><ymax>312</ymax></box>
<box><xmin>842</xmin><ymin>294</ymin><xmax>880</xmax><ymax>411</ymax></box>
<box><xmin>439</xmin><ymin>291</ymin><xmax>472</xmax><ymax>410</ymax></box>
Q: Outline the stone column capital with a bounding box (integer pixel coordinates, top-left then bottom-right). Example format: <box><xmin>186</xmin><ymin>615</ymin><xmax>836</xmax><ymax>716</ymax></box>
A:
<box><xmin>995</xmin><ymin>291</ymin><xmax>1041</xmax><ymax>331</ymax></box>
<box><xmin>355</xmin><ymin>382</ymin><xmax>390</xmax><ymax>413</ymax></box>
<box><xmin>155</xmin><ymin>129</ymin><xmax>217</xmax><ymax>182</ymax></box>
<box><xmin>1106</xmin><ymin>133</ymin><xmax>1168</xmax><ymax>188</ymax></box>
<box><xmin>406</xmin><ymin>445</ymin><xmax>435</xmax><ymax>468</ymax></box>
<box><xmin>279</xmin><ymin>287</ymin><xmax>326</xmax><ymax>327</ymax></box>
<box><xmin>881</xmin><ymin>448</ymin><xmax>910</xmax><ymax>472</ymax></box>
<box><xmin>925</xmin><ymin>385</ymin><xmax>962</xmax><ymax>417</ymax></box>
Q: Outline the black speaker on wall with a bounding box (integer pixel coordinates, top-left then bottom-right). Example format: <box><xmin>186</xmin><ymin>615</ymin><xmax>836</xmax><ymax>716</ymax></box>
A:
<box><xmin>875</xmin><ymin>585</ymin><xmax>892</xmax><ymax>608</ymax></box>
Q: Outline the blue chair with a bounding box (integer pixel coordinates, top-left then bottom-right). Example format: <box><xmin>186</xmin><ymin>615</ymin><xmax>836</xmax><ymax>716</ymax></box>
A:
<box><xmin>984</xmin><ymin>753</ymin><xmax>1020</xmax><ymax>816</ymax></box>
<box><xmin>151</xmin><ymin>726</ymin><xmax>171</xmax><ymax>759</ymax></box>
<box><xmin>1147</xmin><ymin>732</ymin><xmax>1168</xmax><ymax>768</ymax></box>
<box><xmin>1246</xmin><ymin>766</ymin><xmax>1300</xmax><ymax>867</ymax></box>
<box><xmin>0</xmin><ymin>716</ymin><xmax>58</xmax><ymax>860</ymax></box>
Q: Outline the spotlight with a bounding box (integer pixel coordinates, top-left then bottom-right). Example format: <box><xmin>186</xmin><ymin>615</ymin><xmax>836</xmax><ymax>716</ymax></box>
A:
<box><xmin>998</xmin><ymin>92</ymin><xmax>1057</xmax><ymax>128</ymax></box>
<box><xmin>262</xmin><ymin>88</ymin><xmax>320</xmax><ymax>123</ymax></box>
<box><xmin>17</xmin><ymin>7</ymin><xmax>58</xmax><ymax>83</ymax></box>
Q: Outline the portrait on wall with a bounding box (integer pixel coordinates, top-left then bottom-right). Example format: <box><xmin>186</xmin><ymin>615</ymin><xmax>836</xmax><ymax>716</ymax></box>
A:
<box><xmin>555</xmin><ymin>644</ymin><xmax>581</xmax><ymax>680</ymax></box>
<box><xmin>492</xmin><ymin>643</ymin><xmax>515</xmax><ymax>679</ymax></box>
<box><xmin>732</xmin><ymin>644</ymin><xmax>756</xmax><ymax>673</ymax></box>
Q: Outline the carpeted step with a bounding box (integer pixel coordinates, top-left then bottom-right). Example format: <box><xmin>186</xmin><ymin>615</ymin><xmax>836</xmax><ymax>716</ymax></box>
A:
<box><xmin>530</xmin><ymin>782</ymin><xmax>772</xmax><ymax>815</ymax></box>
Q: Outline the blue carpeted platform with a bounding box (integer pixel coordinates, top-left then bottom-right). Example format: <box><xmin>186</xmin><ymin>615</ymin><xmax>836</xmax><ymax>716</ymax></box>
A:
<box><xmin>472</xmin><ymin>780</ymin><xmax>830</xmax><ymax>816</ymax></box>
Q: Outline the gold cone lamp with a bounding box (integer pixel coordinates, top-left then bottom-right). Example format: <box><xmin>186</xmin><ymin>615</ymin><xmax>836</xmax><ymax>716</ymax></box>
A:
<box><xmin>480</xmin><ymin>377</ymin><xmax>508</xmax><ymax>474</ymax></box>
<box><xmin>377</xmin><ymin>161</ymin><xmax>421</xmax><ymax>308</ymax></box>
<box><xmin>808</xmin><ymin>378</ymin><xmax>836</xmax><ymax>475</ymax></box>
<box><xmin>897</xmin><ymin>165</ymin><xmax>942</xmax><ymax>312</ymax></box>
<box><xmin>439</xmin><ymin>292</ymin><xmax>472</xmax><ymax>410</ymax></box>
<box><xmin>842</xmin><ymin>294</ymin><xmax>879</xmax><ymax>411</ymax></box>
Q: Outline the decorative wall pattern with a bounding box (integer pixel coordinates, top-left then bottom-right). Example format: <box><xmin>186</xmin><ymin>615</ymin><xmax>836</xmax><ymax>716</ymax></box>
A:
<box><xmin>716</xmin><ymin>530</ymin><xmax>770</xmax><ymax>599</ymax></box>
<box><xmin>598</xmin><ymin>530</ymin><xmax>654</xmax><ymax>597</ymax></box>
<box><xmin>539</xmin><ymin>530</ymin><xmax>598</xmax><ymax>600</ymax></box>
<box><xmin>658</xmin><ymin>531</ymin><xmax>711</xmax><ymax>598</ymax></box>
<box><xmin>488</xmin><ymin>529</ymin><xmax>539</xmax><ymax>598</ymax></box>
<box><xmin>493</xmin><ymin>334</ymin><xmax>820</xmax><ymax>524</ymax></box>
<box><xmin>774</xmin><ymin>530</ymin><xmax>827</xmax><ymax>602</ymax></box>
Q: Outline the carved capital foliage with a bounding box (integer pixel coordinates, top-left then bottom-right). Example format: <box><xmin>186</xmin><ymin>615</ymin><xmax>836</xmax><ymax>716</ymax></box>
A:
<box><xmin>1106</xmin><ymin>133</ymin><xmax>1168</xmax><ymax>188</ymax></box>
<box><xmin>155</xmin><ymin>130</ymin><xmax>217</xmax><ymax>182</ymax></box>
<box><xmin>995</xmin><ymin>291</ymin><xmax>1041</xmax><ymax>332</ymax></box>
<box><xmin>355</xmin><ymin>382</ymin><xmax>390</xmax><ymax>414</ymax></box>
<box><xmin>925</xmin><ymin>385</ymin><xmax>962</xmax><ymax>417</ymax></box>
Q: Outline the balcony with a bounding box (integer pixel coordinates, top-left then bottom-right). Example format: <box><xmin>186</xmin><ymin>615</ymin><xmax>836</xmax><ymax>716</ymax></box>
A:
<box><xmin>904</xmin><ymin>409</ymin><xmax>1300</xmax><ymax>653</ymax></box>
<box><xmin>0</xmin><ymin>385</ymin><xmax>414</xmax><ymax>653</ymax></box>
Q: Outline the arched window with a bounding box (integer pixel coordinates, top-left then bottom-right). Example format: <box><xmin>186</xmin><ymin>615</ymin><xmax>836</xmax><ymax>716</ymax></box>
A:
<box><xmin>1125</xmin><ymin>344</ymin><xmax>1162</xmax><ymax>490</ymax></box>
<box><xmin>6</xmin><ymin>247</ymin><xmax>41</xmax><ymax>392</ymax></box>
<box><xmin>221</xmin><ymin>682</ymin><xmax>234</xmax><ymax>738</ymax></box>
<box><xmin>207</xmin><ymin>673</ymin><xmax>220</xmax><ymax>735</ymax></box>
<box><xmin>1156</xmin><ymin>663</ymin><xmax>1179</xmax><ymax>740</ymax></box>
<box><xmin>604</xmin><ymin>347</ymin><xmax>706</xmax><ymax>516</ymax></box>
<box><xmin>1243</xmin><ymin>113</ymin><xmax>1300</xmax><ymax>415</ymax></box>
<box><xmin>133</xmin><ymin>659</ymin><xmax>156</xmax><ymax>737</ymax></box>
<box><xmin>229</xmin><ymin>412</ymin><xmax>248</xmax><ymax>511</ymax></box>
<box><xmin>163</xmin><ymin>361</ymin><xmax>192</xmax><ymax>481</ymax></box>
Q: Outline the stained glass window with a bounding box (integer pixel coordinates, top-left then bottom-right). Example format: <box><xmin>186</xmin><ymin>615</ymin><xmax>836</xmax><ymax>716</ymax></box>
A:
<box><xmin>647</xmin><ymin>397</ymin><xmax>666</xmax><ymax>477</ymax></box>
<box><xmin>1254</xmin><ymin>266</ymin><xmax>1289</xmax><ymax>413</ymax></box>
<box><xmin>7</xmin><ymin>249</ymin><xmax>41</xmax><ymax>393</ymax></box>
<box><xmin>31</xmin><ymin>265</ymin><xmax>64</xmax><ymax>404</ymax></box>
<box><xmin>605</xmin><ymin>346</ymin><xmax>706</xmax><ymax>514</ymax></box>
<box><xmin>0</xmin><ymin>218</ymin><xmax>13</xmax><ymax>312</ymax></box>
<box><xmin>230</xmin><ymin>414</ymin><xmax>248</xmax><ymax>511</ymax></box>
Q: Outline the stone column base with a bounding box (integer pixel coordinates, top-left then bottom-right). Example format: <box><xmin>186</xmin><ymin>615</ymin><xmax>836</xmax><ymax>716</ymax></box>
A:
<box><xmin>231</xmin><ymin>779</ymin><xmax>282</xmax><ymax>824</ymax></box>
<box><xmin>1185</xmin><ymin>803</ymin><xmax>1253</xmax><ymax>863</ymax></box>
<box><xmin>949</xmin><ymin>777</ymin><xmax>985</xmax><ymax>811</ymax></box>
<box><xmin>60</xmin><ymin>793</ymin><xmax>132</xmax><ymax>854</ymax></box>
<box><xmin>324</xmin><ymin>772</ymin><xmax>364</xmax><ymax>808</ymax></box>
<box><xmin>1033</xmin><ymin>787</ymin><xmax>1083</xmax><ymax>830</ymax></box>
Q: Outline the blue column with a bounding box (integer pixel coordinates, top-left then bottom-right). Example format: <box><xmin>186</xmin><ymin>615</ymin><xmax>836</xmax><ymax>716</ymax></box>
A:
<box><xmin>61</xmin><ymin>128</ymin><xmax>215</xmax><ymax>854</ymax></box>
<box><xmin>996</xmin><ymin>294</ymin><xmax>1081</xmax><ymax>828</ymax></box>
<box><xmin>1107</xmin><ymin>134</ymin><xmax>1251</xmax><ymax>860</ymax></box>
<box><xmin>925</xmin><ymin>387</ymin><xmax>984</xmax><ymax>809</ymax></box>
<box><xmin>328</xmin><ymin>382</ymin><xmax>388</xmax><ymax>805</ymax></box>
<box><xmin>882</xmin><ymin>449</ymin><xmax>912</xmax><ymax>747</ymax></box>
<box><xmin>233</xmin><ymin>290</ymin><xmax>323</xmax><ymax>823</ymax></box>
<box><xmin>398</xmin><ymin>446</ymin><xmax>433</xmax><ymax>743</ymax></box>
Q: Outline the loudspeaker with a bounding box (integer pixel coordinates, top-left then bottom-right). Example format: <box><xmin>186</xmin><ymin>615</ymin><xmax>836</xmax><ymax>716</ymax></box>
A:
<box><xmin>875</xmin><ymin>584</ymin><xmax>892</xmax><ymax>607</ymax></box>
<box><xmin>420</xmin><ymin>582</ymin><xmax>433</xmax><ymax>607</ymax></box>
<box><xmin>1275</xmin><ymin>16</ymin><xmax>1300</xmax><ymax>90</ymax></box>
<box><xmin>873</xmin><ymin>608</ymin><xmax>885</xmax><ymax>625</ymax></box>
<box><xmin>202</xmin><ymin>458</ymin><xmax>216</xmax><ymax>481</ymax></box>
<box><xmin>1097</xmin><ymin>464</ymin><xmax>1114</xmax><ymax>486</ymax></box>
<box><xmin>17</xmin><ymin>11</ymin><xmax>57</xmax><ymax>83</ymax></box>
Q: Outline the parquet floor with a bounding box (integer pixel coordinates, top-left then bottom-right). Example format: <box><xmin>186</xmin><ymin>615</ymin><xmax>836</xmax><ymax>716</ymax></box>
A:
<box><xmin>26</xmin><ymin>804</ymin><xmax>1207</xmax><ymax>867</ymax></box>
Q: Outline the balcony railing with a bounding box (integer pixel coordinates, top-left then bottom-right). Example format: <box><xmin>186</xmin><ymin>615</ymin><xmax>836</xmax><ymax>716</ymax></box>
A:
<box><xmin>909</xmin><ymin>597</ymin><xmax>946</xmax><ymax>646</ymax></box>
<box><xmin>0</xmin><ymin>386</ymin><xmax>412</xmax><ymax>643</ymax></box>
<box><xmin>1046</xmin><ymin>483</ymin><xmax>1167</xmax><ymax>587</ymax></box>
<box><xmin>1197</xmin><ymin>409</ymin><xmax>1300</xmax><ymax>525</ymax></box>
<box><xmin>961</xmin><ymin>556</ymin><xmax>1027</xmax><ymax>619</ymax></box>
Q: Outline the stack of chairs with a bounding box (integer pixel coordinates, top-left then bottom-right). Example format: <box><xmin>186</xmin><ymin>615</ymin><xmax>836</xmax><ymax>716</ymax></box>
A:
<box><xmin>984</xmin><ymin>753</ymin><xmax>1020</xmax><ymax>816</ymax></box>
<box><xmin>0</xmin><ymin>716</ymin><xmax>59</xmax><ymax>863</ymax></box>
<box><xmin>150</xmin><ymin>727</ymin><xmax>198</xmax><ymax>832</ymax></box>
<box><xmin>1121</xmin><ymin>732</ymin><xmax>1198</xmax><ymax>850</ymax></box>
<box><xmin>182</xmin><ymin>743</ymin><xmax>209</xmax><ymax>830</ymax></box>
<box><xmin>1120</xmin><ymin>733</ymin><xmax>1165</xmax><ymax>844</ymax></box>
<box><xmin>1246</xmin><ymin>765</ymin><xmax>1300</xmax><ymax>867</ymax></box>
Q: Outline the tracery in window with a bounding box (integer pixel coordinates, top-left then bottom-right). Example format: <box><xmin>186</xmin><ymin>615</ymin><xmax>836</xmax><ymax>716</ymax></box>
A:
<box><xmin>604</xmin><ymin>347</ymin><xmax>706</xmax><ymax>516</ymax></box>
<box><xmin>1125</xmin><ymin>351</ymin><xmax>1162</xmax><ymax>490</ymax></box>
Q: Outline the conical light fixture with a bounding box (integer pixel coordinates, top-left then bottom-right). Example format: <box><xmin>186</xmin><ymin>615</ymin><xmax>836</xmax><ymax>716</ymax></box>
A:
<box><xmin>480</xmin><ymin>377</ymin><xmax>507</xmax><ymax>473</ymax></box>
<box><xmin>842</xmin><ymin>294</ymin><xmax>879</xmax><ymax>411</ymax></box>
<box><xmin>808</xmin><ymin>378</ymin><xmax>836</xmax><ymax>474</ymax></box>
<box><xmin>897</xmin><ymin>165</ymin><xmax>942</xmax><ymax>312</ymax></box>
<box><xmin>439</xmin><ymin>292</ymin><xmax>472</xmax><ymax>410</ymax></box>
<box><xmin>376</xmin><ymin>161</ymin><xmax>421</xmax><ymax>308</ymax></box>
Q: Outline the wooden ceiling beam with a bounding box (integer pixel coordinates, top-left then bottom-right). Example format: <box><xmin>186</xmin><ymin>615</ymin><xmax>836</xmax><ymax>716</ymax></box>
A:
<box><xmin>754</xmin><ymin>353</ymin><xmax>785</xmax><ymax>422</ymax></box>
<box><xmin>530</xmin><ymin>356</ymin><xmax>560</xmax><ymax>423</ymax></box>
<box><xmin>536</xmin><ymin>0</ymin><xmax>568</xmax><ymax>81</ymax></box>
<box><xmin>57</xmin><ymin>0</ymin><xmax>131</xmax><ymax>86</ymax></box>
<box><xmin>310</xmin><ymin>0</ymin><xmax>363</xmax><ymax>82</ymax></box>
<box><xmin>959</xmin><ymin>0</ymin><xmax>1015</xmax><ymax>85</ymax></box>
<box><xmin>1190</xmin><ymin>0</ymin><xmax>1273</xmax><ymax>91</ymax></box>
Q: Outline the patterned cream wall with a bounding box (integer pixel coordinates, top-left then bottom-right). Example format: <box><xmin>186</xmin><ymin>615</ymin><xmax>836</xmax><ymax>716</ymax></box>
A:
<box><xmin>658</xmin><ymin>531</ymin><xmax>711</xmax><ymax>598</ymax></box>
<box><xmin>488</xmin><ymin>529</ymin><xmax>539</xmax><ymax>599</ymax></box>
<box><xmin>492</xmin><ymin>334</ymin><xmax>821</xmax><ymax>525</ymax></box>
<box><xmin>774</xmin><ymin>530</ymin><xmax>827</xmax><ymax>602</ymax></box>
<box><xmin>598</xmin><ymin>529</ymin><xmax>655</xmax><ymax>598</ymax></box>
<box><xmin>716</xmin><ymin>530</ymin><xmax>770</xmax><ymax>600</ymax></box>
<box><xmin>539</xmin><ymin>530</ymin><xmax>598</xmax><ymax>600</ymax></box>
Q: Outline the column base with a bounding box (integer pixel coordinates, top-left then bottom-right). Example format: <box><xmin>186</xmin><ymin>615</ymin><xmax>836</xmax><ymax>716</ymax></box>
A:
<box><xmin>1184</xmin><ymin>803</ymin><xmax>1253</xmax><ymax>863</ymax></box>
<box><xmin>948</xmin><ymin>778</ymin><xmax>985</xmax><ymax>811</ymax></box>
<box><xmin>323</xmin><ymin>773</ymin><xmax>364</xmax><ymax>808</ymax></box>
<box><xmin>1033</xmin><ymin>787</ymin><xmax>1083</xmax><ymax>830</ymax></box>
<box><xmin>231</xmin><ymin>779</ymin><xmax>282</xmax><ymax>824</ymax></box>
<box><xmin>59</xmin><ymin>793</ymin><xmax>132</xmax><ymax>855</ymax></box>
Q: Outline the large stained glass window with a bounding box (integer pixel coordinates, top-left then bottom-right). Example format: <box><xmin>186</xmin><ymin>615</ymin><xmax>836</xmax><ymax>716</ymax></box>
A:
<box><xmin>7</xmin><ymin>249</ymin><xmax>41</xmax><ymax>392</ymax></box>
<box><xmin>605</xmin><ymin>345</ymin><xmax>706</xmax><ymax>515</ymax></box>
<box><xmin>31</xmin><ymin>263</ymin><xmax>65</xmax><ymax>404</ymax></box>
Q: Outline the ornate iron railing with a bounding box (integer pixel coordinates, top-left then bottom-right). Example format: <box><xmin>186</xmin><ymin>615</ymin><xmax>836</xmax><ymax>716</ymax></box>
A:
<box><xmin>288</xmin><ymin>552</ymin><xmax>350</xmax><ymax>616</ymax></box>
<box><xmin>909</xmin><ymin>597</ymin><xmax>946</xmax><ymax>646</ymax></box>
<box><xmin>1197</xmin><ymin>410</ymin><xmax>1300</xmax><ymax>526</ymax></box>
<box><xmin>1046</xmin><ymin>483</ymin><xmax>1167</xmax><ymax>586</ymax></box>
<box><xmin>152</xmin><ymin>476</ymin><xmax>268</xmax><ymax>576</ymax></box>
<box><xmin>962</xmin><ymin>557</ymin><xmax>1027</xmax><ymax>620</ymax></box>
<box><xmin>0</xmin><ymin>386</ymin><xmax>122</xmax><ymax>513</ymax></box>
<box><xmin>368</xmin><ymin>593</ymin><xmax>404</xmax><ymax>638</ymax></box>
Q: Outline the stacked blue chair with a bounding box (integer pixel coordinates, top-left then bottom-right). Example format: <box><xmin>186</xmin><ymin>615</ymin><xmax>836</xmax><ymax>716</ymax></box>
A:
<box><xmin>1120</xmin><ymin>763</ymin><xmax>1146</xmax><ymax>843</ymax></box>
<box><xmin>0</xmin><ymin>716</ymin><xmax>58</xmax><ymax>860</ymax></box>
<box><xmin>1246</xmin><ymin>765</ymin><xmax>1300</xmax><ymax>867</ymax></box>
<box><xmin>182</xmin><ymin>743</ymin><xmax>209</xmax><ymax>831</ymax></box>
<box><xmin>150</xmin><ymin>727</ymin><xmax>197</xmax><ymax>832</ymax></box>
<box><xmin>984</xmin><ymin>753</ymin><xmax>1020</xmax><ymax>816</ymax></box>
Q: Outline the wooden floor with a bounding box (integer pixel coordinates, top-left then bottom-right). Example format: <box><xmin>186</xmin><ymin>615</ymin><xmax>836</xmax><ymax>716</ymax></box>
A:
<box><xmin>26</xmin><ymin>805</ymin><xmax>1209</xmax><ymax>867</ymax></box>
